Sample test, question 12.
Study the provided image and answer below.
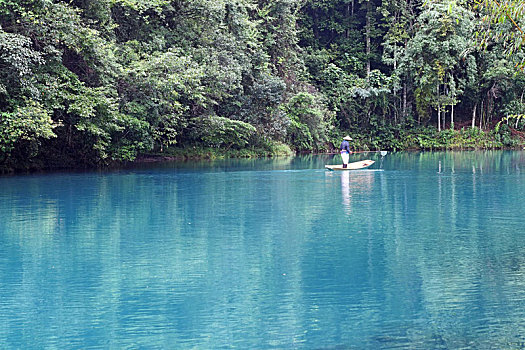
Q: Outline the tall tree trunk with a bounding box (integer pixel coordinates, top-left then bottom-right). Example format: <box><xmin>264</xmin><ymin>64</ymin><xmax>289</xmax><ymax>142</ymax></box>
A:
<box><xmin>438</xmin><ymin>106</ymin><xmax>441</xmax><ymax>131</ymax></box>
<box><xmin>437</xmin><ymin>85</ymin><xmax>441</xmax><ymax>131</ymax></box>
<box><xmin>366</xmin><ymin>0</ymin><xmax>371</xmax><ymax>78</ymax></box>
<box><xmin>403</xmin><ymin>79</ymin><xmax>408</xmax><ymax>123</ymax></box>
<box><xmin>480</xmin><ymin>100</ymin><xmax>483</xmax><ymax>129</ymax></box>
<box><xmin>393</xmin><ymin>44</ymin><xmax>397</xmax><ymax>70</ymax></box>
<box><xmin>472</xmin><ymin>103</ymin><xmax>477</xmax><ymax>129</ymax></box>
<box><xmin>451</xmin><ymin>104</ymin><xmax>454</xmax><ymax>129</ymax></box>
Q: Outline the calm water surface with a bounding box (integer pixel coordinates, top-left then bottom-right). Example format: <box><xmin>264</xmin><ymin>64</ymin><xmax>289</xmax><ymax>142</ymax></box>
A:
<box><xmin>0</xmin><ymin>151</ymin><xmax>524</xmax><ymax>349</ymax></box>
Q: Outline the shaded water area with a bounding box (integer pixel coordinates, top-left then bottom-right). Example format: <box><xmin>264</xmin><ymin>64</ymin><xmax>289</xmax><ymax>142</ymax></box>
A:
<box><xmin>0</xmin><ymin>151</ymin><xmax>524</xmax><ymax>349</ymax></box>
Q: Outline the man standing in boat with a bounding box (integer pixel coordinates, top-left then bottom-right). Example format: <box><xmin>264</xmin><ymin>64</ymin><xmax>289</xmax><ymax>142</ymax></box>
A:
<box><xmin>340</xmin><ymin>135</ymin><xmax>352</xmax><ymax>168</ymax></box>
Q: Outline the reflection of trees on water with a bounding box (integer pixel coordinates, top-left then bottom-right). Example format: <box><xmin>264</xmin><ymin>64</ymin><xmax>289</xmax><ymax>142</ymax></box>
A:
<box><xmin>388</xmin><ymin>150</ymin><xmax>525</xmax><ymax>174</ymax></box>
<box><xmin>0</xmin><ymin>151</ymin><xmax>524</xmax><ymax>347</ymax></box>
<box><xmin>377</xmin><ymin>151</ymin><xmax>525</xmax><ymax>347</ymax></box>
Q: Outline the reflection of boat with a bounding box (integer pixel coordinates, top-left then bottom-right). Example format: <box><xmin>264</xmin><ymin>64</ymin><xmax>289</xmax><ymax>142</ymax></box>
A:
<box><xmin>325</xmin><ymin>160</ymin><xmax>375</xmax><ymax>171</ymax></box>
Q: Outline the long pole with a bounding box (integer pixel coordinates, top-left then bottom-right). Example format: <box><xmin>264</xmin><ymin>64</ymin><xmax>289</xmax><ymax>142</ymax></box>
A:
<box><xmin>328</xmin><ymin>150</ymin><xmax>387</xmax><ymax>154</ymax></box>
<box><xmin>351</xmin><ymin>150</ymin><xmax>386</xmax><ymax>154</ymax></box>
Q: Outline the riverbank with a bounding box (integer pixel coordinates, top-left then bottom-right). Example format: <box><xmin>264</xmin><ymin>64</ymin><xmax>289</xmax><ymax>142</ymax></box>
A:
<box><xmin>1</xmin><ymin>127</ymin><xmax>523</xmax><ymax>173</ymax></box>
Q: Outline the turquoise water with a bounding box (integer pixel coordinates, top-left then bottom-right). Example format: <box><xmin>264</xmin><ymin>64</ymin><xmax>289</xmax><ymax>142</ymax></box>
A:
<box><xmin>0</xmin><ymin>151</ymin><xmax>524</xmax><ymax>349</ymax></box>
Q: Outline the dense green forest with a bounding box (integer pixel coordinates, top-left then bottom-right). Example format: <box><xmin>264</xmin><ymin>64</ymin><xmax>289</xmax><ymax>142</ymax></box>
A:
<box><xmin>1</xmin><ymin>0</ymin><xmax>524</xmax><ymax>171</ymax></box>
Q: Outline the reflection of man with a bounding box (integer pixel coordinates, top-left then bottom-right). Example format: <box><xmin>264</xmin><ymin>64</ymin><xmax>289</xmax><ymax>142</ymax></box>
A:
<box><xmin>340</xmin><ymin>135</ymin><xmax>352</xmax><ymax>168</ymax></box>
<box><xmin>340</xmin><ymin>171</ymin><xmax>375</xmax><ymax>216</ymax></box>
<box><xmin>341</xmin><ymin>171</ymin><xmax>351</xmax><ymax>214</ymax></box>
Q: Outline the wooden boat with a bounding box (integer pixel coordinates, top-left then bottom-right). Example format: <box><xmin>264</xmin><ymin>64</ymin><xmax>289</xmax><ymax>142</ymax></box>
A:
<box><xmin>325</xmin><ymin>160</ymin><xmax>375</xmax><ymax>171</ymax></box>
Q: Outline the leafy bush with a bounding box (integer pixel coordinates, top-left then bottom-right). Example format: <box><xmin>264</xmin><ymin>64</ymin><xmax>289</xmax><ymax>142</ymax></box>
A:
<box><xmin>0</xmin><ymin>101</ymin><xmax>57</xmax><ymax>158</ymax></box>
<box><xmin>494</xmin><ymin>123</ymin><xmax>520</xmax><ymax>147</ymax></box>
<box><xmin>186</xmin><ymin>116</ymin><xmax>257</xmax><ymax>150</ymax></box>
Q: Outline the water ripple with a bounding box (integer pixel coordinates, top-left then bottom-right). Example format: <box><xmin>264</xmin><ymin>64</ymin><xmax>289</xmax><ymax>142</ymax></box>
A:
<box><xmin>0</xmin><ymin>152</ymin><xmax>524</xmax><ymax>348</ymax></box>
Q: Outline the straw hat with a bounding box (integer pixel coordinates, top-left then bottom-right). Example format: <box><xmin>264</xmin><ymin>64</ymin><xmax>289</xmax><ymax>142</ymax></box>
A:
<box><xmin>343</xmin><ymin>135</ymin><xmax>353</xmax><ymax>141</ymax></box>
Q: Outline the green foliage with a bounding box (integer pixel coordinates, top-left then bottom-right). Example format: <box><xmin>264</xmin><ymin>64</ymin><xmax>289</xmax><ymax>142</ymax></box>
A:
<box><xmin>109</xmin><ymin>0</ymin><xmax>170</xmax><ymax>13</ymax></box>
<box><xmin>494</xmin><ymin>113</ymin><xmax>525</xmax><ymax>148</ymax></box>
<box><xmin>495</xmin><ymin>114</ymin><xmax>525</xmax><ymax>132</ymax></box>
<box><xmin>186</xmin><ymin>116</ymin><xmax>257</xmax><ymax>150</ymax></box>
<box><xmin>404</xmin><ymin>0</ymin><xmax>475</xmax><ymax>126</ymax></box>
<box><xmin>342</xmin><ymin>124</ymin><xmax>509</xmax><ymax>151</ymax></box>
<box><xmin>474</xmin><ymin>0</ymin><xmax>525</xmax><ymax>68</ymax></box>
<box><xmin>0</xmin><ymin>29</ymin><xmax>43</xmax><ymax>102</ymax></box>
<box><xmin>493</xmin><ymin>123</ymin><xmax>520</xmax><ymax>147</ymax></box>
<box><xmin>282</xmin><ymin>92</ymin><xmax>331</xmax><ymax>151</ymax></box>
<box><xmin>120</xmin><ymin>49</ymin><xmax>207</xmax><ymax>150</ymax></box>
<box><xmin>0</xmin><ymin>100</ymin><xmax>57</xmax><ymax>159</ymax></box>
<box><xmin>407</xmin><ymin>126</ymin><xmax>503</xmax><ymax>150</ymax></box>
<box><xmin>237</xmin><ymin>73</ymin><xmax>287</xmax><ymax>140</ymax></box>
<box><xmin>151</xmin><ymin>140</ymin><xmax>293</xmax><ymax>160</ymax></box>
